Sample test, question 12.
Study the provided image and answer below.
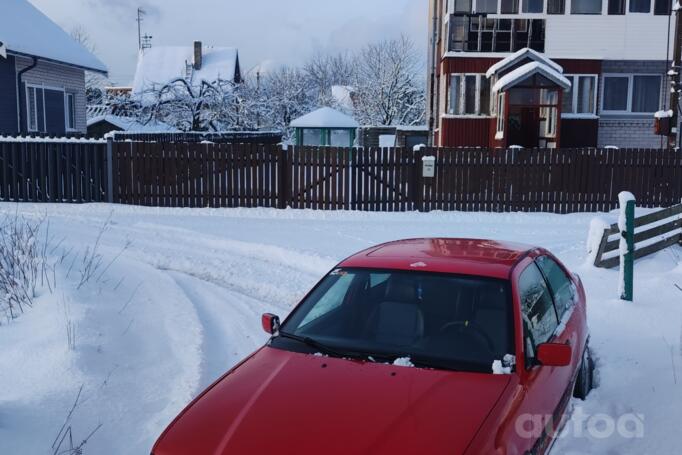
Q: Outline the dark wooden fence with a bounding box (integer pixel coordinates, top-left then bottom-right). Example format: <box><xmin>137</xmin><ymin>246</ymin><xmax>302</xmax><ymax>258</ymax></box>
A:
<box><xmin>2</xmin><ymin>139</ymin><xmax>682</xmax><ymax>213</ymax></box>
<box><xmin>107</xmin><ymin>131</ymin><xmax>283</xmax><ymax>144</ymax></box>
<box><xmin>0</xmin><ymin>140</ymin><xmax>108</xmax><ymax>203</ymax></box>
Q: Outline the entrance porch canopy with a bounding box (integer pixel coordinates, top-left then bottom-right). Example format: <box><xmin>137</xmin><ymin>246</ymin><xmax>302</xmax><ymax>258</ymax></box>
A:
<box><xmin>486</xmin><ymin>49</ymin><xmax>572</xmax><ymax>149</ymax></box>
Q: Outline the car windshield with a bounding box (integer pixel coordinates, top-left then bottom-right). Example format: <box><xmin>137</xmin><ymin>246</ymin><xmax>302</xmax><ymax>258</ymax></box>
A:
<box><xmin>275</xmin><ymin>268</ymin><xmax>515</xmax><ymax>373</ymax></box>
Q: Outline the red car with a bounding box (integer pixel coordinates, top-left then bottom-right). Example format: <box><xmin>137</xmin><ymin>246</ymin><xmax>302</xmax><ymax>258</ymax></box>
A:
<box><xmin>152</xmin><ymin>239</ymin><xmax>593</xmax><ymax>455</ymax></box>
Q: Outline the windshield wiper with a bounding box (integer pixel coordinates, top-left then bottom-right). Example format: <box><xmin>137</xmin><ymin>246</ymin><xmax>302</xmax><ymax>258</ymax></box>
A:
<box><xmin>278</xmin><ymin>332</ymin><xmax>375</xmax><ymax>362</ymax></box>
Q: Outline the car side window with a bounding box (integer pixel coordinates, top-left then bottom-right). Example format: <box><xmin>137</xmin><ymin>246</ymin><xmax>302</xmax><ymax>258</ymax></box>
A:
<box><xmin>518</xmin><ymin>263</ymin><xmax>559</xmax><ymax>358</ymax></box>
<box><xmin>536</xmin><ymin>256</ymin><xmax>576</xmax><ymax>321</ymax></box>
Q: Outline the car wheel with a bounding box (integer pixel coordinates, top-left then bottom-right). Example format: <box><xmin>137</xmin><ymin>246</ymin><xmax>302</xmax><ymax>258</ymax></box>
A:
<box><xmin>573</xmin><ymin>344</ymin><xmax>594</xmax><ymax>400</ymax></box>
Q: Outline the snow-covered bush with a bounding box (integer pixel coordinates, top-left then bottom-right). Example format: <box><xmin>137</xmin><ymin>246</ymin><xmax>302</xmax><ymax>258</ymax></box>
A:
<box><xmin>0</xmin><ymin>215</ymin><xmax>45</xmax><ymax>323</ymax></box>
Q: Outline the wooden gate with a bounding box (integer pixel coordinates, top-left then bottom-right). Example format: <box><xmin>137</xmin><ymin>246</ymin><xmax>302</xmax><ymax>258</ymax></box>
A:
<box><xmin>285</xmin><ymin>147</ymin><xmax>419</xmax><ymax>211</ymax></box>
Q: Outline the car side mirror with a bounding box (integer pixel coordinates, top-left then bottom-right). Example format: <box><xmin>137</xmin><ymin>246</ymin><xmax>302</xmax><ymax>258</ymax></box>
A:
<box><xmin>537</xmin><ymin>343</ymin><xmax>572</xmax><ymax>367</ymax></box>
<box><xmin>261</xmin><ymin>313</ymin><xmax>281</xmax><ymax>335</ymax></box>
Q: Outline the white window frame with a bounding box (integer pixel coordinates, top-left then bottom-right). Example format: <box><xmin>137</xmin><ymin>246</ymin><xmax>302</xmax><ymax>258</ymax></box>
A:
<box><xmin>65</xmin><ymin>92</ymin><xmax>77</xmax><ymax>131</ymax></box>
<box><xmin>601</xmin><ymin>73</ymin><xmax>662</xmax><ymax>115</ymax></box>
<box><xmin>562</xmin><ymin>74</ymin><xmax>599</xmax><ymax>119</ymax></box>
<box><xmin>496</xmin><ymin>92</ymin><xmax>506</xmax><ymax>139</ymax></box>
<box><xmin>446</xmin><ymin>73</ymin><xmax>493</xmax><ymax>117</ymax></box>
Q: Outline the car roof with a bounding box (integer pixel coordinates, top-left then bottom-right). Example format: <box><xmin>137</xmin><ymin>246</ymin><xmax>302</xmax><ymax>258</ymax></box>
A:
<box><xmin>338</xmin><ymin>238</ymin><xmax>536</xmax><ymax>280</ymax></box>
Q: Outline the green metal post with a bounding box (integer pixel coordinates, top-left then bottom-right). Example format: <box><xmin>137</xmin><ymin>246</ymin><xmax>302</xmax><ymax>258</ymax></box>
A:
<box><xmin>621</xmin><ymin>199</ymin><xmax>635</xmax><ymax>301</ymax></box>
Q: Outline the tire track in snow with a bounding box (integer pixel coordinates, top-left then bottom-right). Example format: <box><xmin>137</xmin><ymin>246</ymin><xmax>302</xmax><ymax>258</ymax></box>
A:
<box><xmin>167</xmin><ymin>271</ymin><xmax>270</xmax><ymax>389</ymax></box>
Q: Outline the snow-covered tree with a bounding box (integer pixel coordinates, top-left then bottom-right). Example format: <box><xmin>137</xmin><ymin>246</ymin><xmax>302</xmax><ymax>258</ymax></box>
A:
<box><xmin>351</xmin><ymin>36</ymin><xmax>426</xmax><ymax>126</ymax></box>
<box><xmin>139</xmin><ymin>78</ymin><xmax>232</xmax><ymax>132</ymax></box>
<box><xmin>257</xmin><ymin>66</ymin><xmax>317</xmax><ymax>137</ymax></box>
<box><xmin>70</xmin><ymin>26</ymin><xmax>109</xmax><ymax>107</ymax></box>
<box><xmin>304</xmin><ymin>52</ymin><xmax>354</xmax><ymax>108</ymax></box>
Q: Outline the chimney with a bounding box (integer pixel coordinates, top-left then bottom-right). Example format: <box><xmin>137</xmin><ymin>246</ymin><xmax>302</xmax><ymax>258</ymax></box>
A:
<box><xmin>193</xmin><ymin>41</ymin><xmax>202</xmax><ymax>70</ymax></box>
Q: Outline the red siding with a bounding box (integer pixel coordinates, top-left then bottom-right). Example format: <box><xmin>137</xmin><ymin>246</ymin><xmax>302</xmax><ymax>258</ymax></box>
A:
<box><xmin>442</xmin><ymin>57</ymin><xmax>602</xmax><ymax>75</ymax></box>
<box><xmin>441</xmin><ymin>117</ymin><xmax>492</xmax><ymax>147</ymax></box>
<box><xmin>560</xmin><ymin>118</ymin><xmax>599</xmax><ymax>147</ymax></box>
<box><xmin>442</xmin><ymin>57</ymin><xmax>500</xmax><ymax>74</ymax></box>
<box><xmin>555</xmin><ymin>59</ymin><xmax>602</xmax><ymax>74</ymax></box>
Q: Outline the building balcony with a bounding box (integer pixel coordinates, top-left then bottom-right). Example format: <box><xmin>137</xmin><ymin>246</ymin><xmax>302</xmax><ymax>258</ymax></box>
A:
<box><xmin>447</xmin><ymin>15</ymin><xmax>546</xmax><ymax>54</ymax></box>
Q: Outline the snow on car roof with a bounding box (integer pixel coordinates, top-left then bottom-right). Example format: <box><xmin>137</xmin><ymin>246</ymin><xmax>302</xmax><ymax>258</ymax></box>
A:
<box><xmin>0</xmin><ymin>0</ymin><xmax>107</xmax><ymax>73</ymax></box>
<box><xmin>132</xmin><ymin>46</ymin><xmax>239</xmax><ymax>96</ymax></box>
<box><xmin>290</xmin><ymin>107</ymin><xmax>360</xmax><ymax>129</ymax></box>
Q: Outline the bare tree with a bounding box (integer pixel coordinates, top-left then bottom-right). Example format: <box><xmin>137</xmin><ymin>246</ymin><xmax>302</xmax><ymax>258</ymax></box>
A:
<box><xmin>70</xmin><ymin>26</ymin><xmax>109</xmax><ymax>107</ymax></box>
<box><xmin>140</xmin><ymin>78</ymin><xmax>230</xmax><ymax>131</ymax></box>
<box><xmin>304</xmin><ymin>52</ymin><xmax>355</xmax><ymax>108</ymax></box>
<box><xmin>351</xmin><ymin>35</ymin><xmax>426</xmax><ymax>126</ymax></box>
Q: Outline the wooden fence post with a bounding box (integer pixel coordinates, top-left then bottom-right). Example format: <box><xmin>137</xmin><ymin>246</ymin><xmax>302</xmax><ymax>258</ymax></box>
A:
<box><xmin>106</xmin><ymin>138</ymin><xmax>114</xmax><ymax>204</ymax></box>
<box><xmin>411</xmin><ymin>147</ymin><xmax>424</xmax><ymax>212</ymax></box>
<box><xmin>620</xmin><ymin>192</ymin><xmax>636</xmax><ymax>301</ymax></box>
<box><xmin>278</xmin><ymin>145</ymin><xmax>290</xmax><ymax>209</ymax></box>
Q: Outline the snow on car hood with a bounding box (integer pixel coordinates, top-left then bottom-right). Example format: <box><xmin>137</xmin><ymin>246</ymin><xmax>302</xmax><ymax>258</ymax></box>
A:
<box><xmin>153</xmin><ymin>347</ymin><xmax>512</xmax><ymax>455</ymax></box>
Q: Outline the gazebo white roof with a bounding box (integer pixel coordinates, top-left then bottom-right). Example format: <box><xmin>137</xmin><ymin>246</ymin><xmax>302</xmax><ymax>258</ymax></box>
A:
<box><xmin>486</xmin><ymin>48</ymin><xmax>563</xmax><ymax>79</ymax></box>
<box><xmin>290</xmin><ymin>107</ymin><xmax>359</xmax><ymax>129</ymax></box>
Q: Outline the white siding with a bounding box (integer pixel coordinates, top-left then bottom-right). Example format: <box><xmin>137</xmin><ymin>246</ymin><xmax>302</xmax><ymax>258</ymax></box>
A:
<box><xmin>544</xmin><ymin>15</ymin><xmax>674</xmax><ymax>60</ymax></box>
<box><xmin>15</xmin><ymin>56</ymin><xmax>87</xmax><ymax>133</ymax></box>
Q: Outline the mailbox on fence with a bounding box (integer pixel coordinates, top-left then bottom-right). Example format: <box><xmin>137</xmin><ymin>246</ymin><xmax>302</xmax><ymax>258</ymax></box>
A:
<box><xmin>422</xmin><ymin>156</ymin><xmax>436</xmax><ymax>178</ymax></box>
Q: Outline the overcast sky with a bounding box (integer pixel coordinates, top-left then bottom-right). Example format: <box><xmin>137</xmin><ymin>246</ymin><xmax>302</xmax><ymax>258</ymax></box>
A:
<box><xmin>28</xmin><ymin>0</ymin><xmax>428</xmax><ymax>85</ymax></box>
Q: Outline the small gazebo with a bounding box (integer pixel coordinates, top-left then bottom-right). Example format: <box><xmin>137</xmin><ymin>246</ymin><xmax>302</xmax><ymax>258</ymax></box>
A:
<box><xmin>290</xmin><ymin>107</ymin><xmax>359</xmax><ymax>147</ymax></box>
<box><xmin>486</xmin><ymin>49</ymin><xmax>572</xmax><ymax>149</ymax></box>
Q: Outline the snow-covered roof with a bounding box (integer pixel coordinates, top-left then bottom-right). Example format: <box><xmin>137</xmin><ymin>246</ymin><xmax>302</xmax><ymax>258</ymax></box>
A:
<box><xmin>132</xmin><ymin>46</ymin><xmax>239</xmax><ymax>96</ymax></box>
<box><xmin>486</xmin><ymin>48</ymin><xmax>563</xmax><ymax>79</ymax></box>
<box><xmin>87</xmin><ymin>115</ymin><xmax>178</xmax><ymax>133</ymax></box>
<box><xmin>0</xmin><ymin>0</ymin><xmax>107</xmax><ymax>74</ymax></box>
<box><xmin>493</xmin><ymin>62</ymin><xmax>572</xmax><ymax>93</ymax></box>
<box><xmin>290</xmin><ymin>107</ymin><xmax>360</xmax><ymax>129</ymax></box>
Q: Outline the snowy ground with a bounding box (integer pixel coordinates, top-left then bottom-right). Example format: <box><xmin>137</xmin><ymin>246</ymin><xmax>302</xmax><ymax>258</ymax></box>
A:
<box><xmin>0</xmin><ymin>203</ymin><xmax>680</xmax><ymax>454</ymax></box>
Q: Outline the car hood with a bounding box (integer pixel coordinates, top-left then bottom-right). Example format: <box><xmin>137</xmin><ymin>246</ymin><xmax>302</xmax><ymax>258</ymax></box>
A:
<box><xmin>153</xmin><ymin>347</ymin><xmax>512</xmax><ymax>455</ymax></box>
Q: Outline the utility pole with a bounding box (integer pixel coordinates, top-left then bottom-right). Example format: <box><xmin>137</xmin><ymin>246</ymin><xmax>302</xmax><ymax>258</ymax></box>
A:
<box><xmin>670</xmin><ymin>1</ymin><xmax>682</xmax><ymax>148</ymax></box>
<box><xmin>137</xmin><ymin>7</ymin><xmax>146</xmax><ymax>51</ymax></box>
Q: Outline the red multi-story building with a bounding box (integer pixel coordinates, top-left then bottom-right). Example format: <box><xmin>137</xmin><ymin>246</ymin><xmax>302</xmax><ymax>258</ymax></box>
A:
<box><xmin>427</xmin><ymin>0</ymin><xmax>675</xmax><ymax>149</ymax></box>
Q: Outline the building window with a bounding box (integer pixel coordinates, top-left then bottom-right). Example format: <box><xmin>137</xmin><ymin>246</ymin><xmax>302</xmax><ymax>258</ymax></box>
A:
<box><xmin>27</xmin><ymin>86</ymin><xmax>39</xmax><ymax>132</ymax></box>
<box><xmin>654</xmin><ymin>0</ymin><xmax>671</xmax><ymax>14</ymax></box>
<box><xmin>65</xmin><ymin>93</ymin><xmax>76</xmax><ymax>131</ymax></box>
<box><xmin>571</xmin><ymin>0</ymin><xmax>602</xmax><ymax>14</ymax></box>
<box><xmin>454</xmin><ymin>0</ymin><xmax>473</xmax><ymax>12</ymax></box>
<box><xmin>632</xmin><ymin>76</ymin><xmax>661</xmax><ymax>112</ymax></box>
<box><xmin>448</xmin><ymin>74</ymin><xmax>492</xmax><ymax>116</ymax></box>
<box><xmin>562</xmin><ymin>75</ymin><xmax>598</xmax><ymax>116</ymax></box>
<box><xmin>602</xmin><ymin>74</ymin><xmax>662</xmax><ymax>113</ymax></box>
<box><xmin>548</xmin><ymin>0</ymin><xmax>566</xmax><ymax>13</ymax></box>
<box><xmin>302</xmin><ymin>129</ymin><xmax>323</xmax><ymax>146</ymax></box>
<box><xmin>608</xmin><ymin>0</ymin><xmax>625</xmax><ymax>13</ymax></box>
<box><xmin>522</xmin><ymin>0</ymin><xmax>544</xmax><ymax>12</ymax></box>
<box><xmin>449</xmin><ymin>16</ymin><xmax>545</xmax><ymax>53</ymax></box>
<box><xmin>501</xmin><ymin>0</ymin><xmax>520</xmax><ymax>12</ymax></box>
<box><xmin>629</xmin><ymin>0</ymin><xmax>651</xmax><ymax>12</ymax></box>
<box><xmin>476</xmin><ymin>0</ymin><xmax>498</xmax><ymax>12</ymax></box>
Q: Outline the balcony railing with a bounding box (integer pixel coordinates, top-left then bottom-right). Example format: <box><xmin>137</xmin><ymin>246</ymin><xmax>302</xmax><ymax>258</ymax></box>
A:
<box><xmin>447</xmin><ymin>15</ymin><xmax>546</xmax><ymax>53</ymax></box>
